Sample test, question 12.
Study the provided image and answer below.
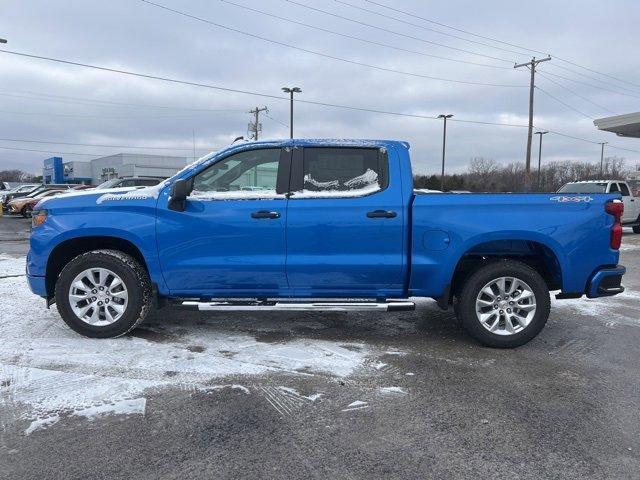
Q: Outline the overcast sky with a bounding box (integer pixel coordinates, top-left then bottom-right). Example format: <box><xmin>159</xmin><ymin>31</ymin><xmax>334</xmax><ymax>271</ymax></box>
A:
<box><xmin>1</xmin><ymin>0</ymin><xmax>640</xmax><ymax>175</ymax></box>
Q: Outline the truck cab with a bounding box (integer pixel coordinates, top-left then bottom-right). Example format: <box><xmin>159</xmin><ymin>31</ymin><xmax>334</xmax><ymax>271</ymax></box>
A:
<box><xmin>27</xmin><ymin>140</ymin><xmax>626</xmax><ymax>348</ymax></box>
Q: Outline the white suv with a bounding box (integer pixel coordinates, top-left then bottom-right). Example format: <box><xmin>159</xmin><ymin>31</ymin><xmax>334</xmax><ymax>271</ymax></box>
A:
<box><xmin>558</xmin><ymin>180</ymin><xmax>640</xmax><ymax>232</ymax></box>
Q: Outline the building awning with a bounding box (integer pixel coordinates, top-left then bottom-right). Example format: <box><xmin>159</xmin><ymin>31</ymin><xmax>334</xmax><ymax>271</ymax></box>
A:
<box><xmin>594</xmin><ymin>112</ymin><xmax>640</xmax><ymax>138</ymax></box>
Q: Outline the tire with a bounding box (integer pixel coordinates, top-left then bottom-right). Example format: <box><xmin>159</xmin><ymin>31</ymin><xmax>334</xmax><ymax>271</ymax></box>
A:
<box><xmin>456</xmin><ymin>260</ymin><xmax>550</xmax><ymax>348</ymax></box>
<box><xmin>22</xmin><ymin>205</ymin><xmax>33</xmax><ymax>218</ymax></box>
<box><xmin>633</xmin><ymin>217</ymin><xmax>640</xmax><ymax>234</ymax></box>
<box><xmin>55</xmin><ymin>249</ymin><xmax>152</xmax><ymax>338</ymax></box>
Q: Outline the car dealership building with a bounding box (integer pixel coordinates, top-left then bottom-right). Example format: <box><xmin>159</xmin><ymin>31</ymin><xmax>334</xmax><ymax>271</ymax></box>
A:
<box><xmin>43</xmin><ymin>153</ymin><xmax>188</xmax><ymax>185</ymax></box>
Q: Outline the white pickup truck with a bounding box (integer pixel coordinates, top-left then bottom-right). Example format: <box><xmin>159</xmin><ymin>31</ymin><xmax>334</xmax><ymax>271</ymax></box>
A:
<box><xmin>558</xmin><ymin>180</ymin><xmax>640</xmax><ymax>232</ymax></box>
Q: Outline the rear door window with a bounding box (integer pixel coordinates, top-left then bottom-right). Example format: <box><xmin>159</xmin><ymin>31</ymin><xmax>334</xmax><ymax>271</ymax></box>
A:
<box><xmin>619</xmin><ymin>183</ymin><xmax>631</xmax><ymax>196</ymax></box>
<box><xmin>294</xmin><ymin>147</ymin><xmax>387</xmax><ymax>198</ymax></box>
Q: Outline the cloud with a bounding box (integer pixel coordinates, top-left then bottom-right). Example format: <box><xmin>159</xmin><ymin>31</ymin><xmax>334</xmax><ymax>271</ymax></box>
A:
<box><xmin>0</xmin><ymin>0</ymin><xmax>639</xmax><ymax>175</ymax></box>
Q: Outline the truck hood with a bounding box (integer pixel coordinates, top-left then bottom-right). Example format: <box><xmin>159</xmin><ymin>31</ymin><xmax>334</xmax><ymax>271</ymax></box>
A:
<box><xmin>35</xmin><ymin>184</ymin><xmax>167</xmax><ymax>210</ymax></box>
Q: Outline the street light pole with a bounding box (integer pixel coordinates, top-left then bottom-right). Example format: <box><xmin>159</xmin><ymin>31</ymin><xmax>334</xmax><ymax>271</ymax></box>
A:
<box><xmin>437</xmin><ymin>114</ymin><xmax>453</xmax><ymax>191</ymax></box>
<box><xmin>534</xmin><ymin>131</ymin><xmax>548</xmax><ymax>191</ymax></box>
<box><xmin>599</xmin><ymin>142</ymin><xmax>608</xmax><ymax>177</ymax></box>
<box><xmin>281</xmin><ymin>87</ymin><xmax>301</xmax><ymax>139</ymax></box>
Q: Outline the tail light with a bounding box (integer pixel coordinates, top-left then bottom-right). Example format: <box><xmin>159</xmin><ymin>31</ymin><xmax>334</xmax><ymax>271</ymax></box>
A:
<box><xmin>605</xmin><ymin>200</ymin><xmax>623</xmax><ymax>250</ymax></box>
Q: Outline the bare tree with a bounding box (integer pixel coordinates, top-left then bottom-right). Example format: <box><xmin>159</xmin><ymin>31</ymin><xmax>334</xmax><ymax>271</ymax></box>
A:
<box><xmin>416</xmin><ymin>156</ymin><xmax>631</xmax><ymax>193</ymax></box>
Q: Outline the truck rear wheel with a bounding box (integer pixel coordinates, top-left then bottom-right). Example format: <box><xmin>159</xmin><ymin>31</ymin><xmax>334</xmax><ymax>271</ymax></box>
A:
<box><xmin>54</xmin><ymin>249</ymin><xmax>152</xmax><ymax>338</ymax></box>
<box><xmin>456</xmin><ymin>260</ymin><xmax>550</xmax><ymax>348</ymax></box>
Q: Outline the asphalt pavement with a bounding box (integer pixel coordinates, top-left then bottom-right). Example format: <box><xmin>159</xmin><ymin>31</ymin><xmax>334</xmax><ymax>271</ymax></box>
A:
<box><xmin>1</xmin><ymin>214</ymin><xmax>639</xmax><ymax>479</ymax></box>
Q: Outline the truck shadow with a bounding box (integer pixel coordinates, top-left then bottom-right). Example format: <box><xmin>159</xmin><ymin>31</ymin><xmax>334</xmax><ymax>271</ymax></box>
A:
<box><xmin>140</xmin><ymin>299</ymin><xmax>472</xmax><ymax>347</ymax></box>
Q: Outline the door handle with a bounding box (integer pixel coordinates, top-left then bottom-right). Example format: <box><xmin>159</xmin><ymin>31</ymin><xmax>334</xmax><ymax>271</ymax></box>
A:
<box><xmin>251</xmin><ymin>210</ymin><xmax>281</xmax><ymax>219</ymax></box>
<box><xmin>367</xmin><ymin>210</ymin><xmax>397</xmax><ymax>218</ymax></box>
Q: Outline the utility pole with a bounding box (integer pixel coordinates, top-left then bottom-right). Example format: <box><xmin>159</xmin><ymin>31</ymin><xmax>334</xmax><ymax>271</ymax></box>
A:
<box><xmin>247</xmin><ymin>106</ymin><xmax>268</xmax><ymax>140</ymax></box>
<box><xmin>282</xmin><ymin>87</ymin><xmax>302</xmax><ymax>139</ymax></box>
<box><xmin>437</xmin><ymin>114</ymin><xmax>453</xmax><ymax>191</ymax></box>
<box><xmin>599</xmin><ymin>142</ymin><xmax>608</xmax><ymax>177</ymax></box>
<box><xmin>514</xmin><ymin>56</ymin><xmax>551</xmax><ymax>191</ymax></box>
<box><xmin>534</xmin><ymin>131</ymin><xmax>548</xmax><ymax>191</ymax></box>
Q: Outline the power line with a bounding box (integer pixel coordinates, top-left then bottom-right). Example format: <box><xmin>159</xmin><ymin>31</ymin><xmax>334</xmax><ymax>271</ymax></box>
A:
<box><xmin>536</xmin><ymin>86</ymin><xmax>595</xmax><ymax>120</ymax></box>
<box><xmin>536</xmin><ymin>72</ymin><xmax>616</xmax><ymax>114</ymax></box>
<box><xmin>284</xmin><ymin>0</ymin><xmax>515</xmax><ymax>64</ymax></box>
<box><xmin>265</xmin><ymin>113</ymin><xmax>289</xmax><ymax>128</ymax></box>
<box><xmin>0</xmin><ymin>88</ymin><xmax>245</xmax><ymax>113</ymax></box>
<box><xmin>0</xmin><ymin>137</ymin><xmax>208</xmax><ymax>151</ymax></box>
<box><xmin>533</xmin><ymin>127</ymin><xmax>640</xmax><ymax>155</ymax></box>
<box><xmin>138</xmin><ymin>1</ymin><xmax>524</xmax><ymax>87</ymax></box>
<box><xmin>334</xmin><ymin>0</ymin><xmax>531</xmax><ymax>58</ymax></box>
<box><xmin>0</xmin><ymin>145</ymin><xmax>142</xmax><ymax>157</ymax></box>
<box><xmin>219</xmin><ymin>0</ymin><xmax>510</xmax><ymax>70</ymax></box>
<box><xmin>364</xmin><ymin>0</ymin><xmax>547</xmax><ymax>56</ymax></box>
<box><xmin>539</xmin><ymin>69</ymin><xmax>640</xmax><ymax>100</ymax></box>
<box><xmin>363</xmin><ymin>0</ymin><xmax>640</xmax><ymax>97</ymax></box>
<box><xmin>0</xmin><ymin>108</ymin><xmax>239</xmax><ymax>120</ymax></box>
<box><xmin>546</xmin><ymin>63</ymin><xmax>640</xmax><ymax>96</ymax></box>
<box><xmin>553</xmin><ymin>55</ymin><xmax>640</xmax><ymax>92</ymax></box>
<box><xmin>0</xmin><ymin>49</ymin><xmax>542</xmax><ymax>130</ymax></box>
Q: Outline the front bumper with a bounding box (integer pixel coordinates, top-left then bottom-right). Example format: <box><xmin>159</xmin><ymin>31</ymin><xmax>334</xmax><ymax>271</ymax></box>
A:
<box><xmin>587</xmin><ymin>265</ymin><xmax>626</xmax><ymax>298</ymax></box>
<box><xmin>27</xmin><ymin>274</ymin><xmax>47</xmax><ymax>298</ymax></box>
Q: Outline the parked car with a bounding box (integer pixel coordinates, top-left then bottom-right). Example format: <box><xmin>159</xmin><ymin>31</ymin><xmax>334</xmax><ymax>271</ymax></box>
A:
<box><xmin>558</xmin><ymin>180</ymin><xmax>640</xmax><ymax>232</ymax></box>
<box><xmin>96</xmin><ymin>177</ymin><xmax>165</xmax><ymax>189</ymax></box>
<box><xmin>0</xmin><ymin>183</ymin><xmax>39</xmax><ymax>206</ymax></box>
<box><xmin>8</xmin><ymin>189</ymin><xmax>66</xmax><ymax>217</ymax></box>
<box><xmin>2</xmin><ymin>184</ymin><xmax>76</xmax><ymax>211</ymax></box>
<box><xmin>27</xmin><ymin>139</ymin><xmax>626</xmax><ymax>348</ymax></box>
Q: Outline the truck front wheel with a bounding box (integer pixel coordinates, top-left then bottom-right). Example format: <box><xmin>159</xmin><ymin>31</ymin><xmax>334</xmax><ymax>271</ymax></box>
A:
<box><xmin>456</xmin><ymin>260</ymin><xmax>550</xmax><ymax>348</ymax></box>
<box><xmin>54</xmin><ymin>249</ymin><xmax>152</xmax><ymax>338</ymax></box>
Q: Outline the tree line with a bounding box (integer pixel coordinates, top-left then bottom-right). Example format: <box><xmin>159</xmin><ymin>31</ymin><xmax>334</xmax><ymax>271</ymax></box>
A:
<box><xmin>0</xmin><ymin>170</ymin><xmax>41</xmax><ymax>183</ymax></box>
<box><xmin>414</xmin><ymin>156</ymin><xmax>631</xmax><ymax>192</ymax></box>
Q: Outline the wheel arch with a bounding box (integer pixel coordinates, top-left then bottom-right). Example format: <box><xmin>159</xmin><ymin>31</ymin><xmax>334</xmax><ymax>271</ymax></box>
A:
<box><xmin>45</xmin><ymin>236</ymin><xmax>149</xmax><ymax>298</ymax></box>
<box><xmin>449</xmin><ymin>238</ymin><xmax>563</xmax><ymax>301</ymax></box>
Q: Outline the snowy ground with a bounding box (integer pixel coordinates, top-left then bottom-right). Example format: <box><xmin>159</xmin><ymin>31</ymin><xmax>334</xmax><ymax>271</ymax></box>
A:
<box><xmin>0</xmin><ymin>253</ymin><xmax>422</xmax><ymax>437</ymax></box>
<box><xmin>1</xmin><ymin>225</ymin><xmax>639</xmax><ymax>479</ymax></box>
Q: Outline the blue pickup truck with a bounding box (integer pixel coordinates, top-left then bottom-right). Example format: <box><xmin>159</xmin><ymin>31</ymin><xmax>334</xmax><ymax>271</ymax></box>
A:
<box><xmin>27</xmin><ymin>139</ymin><xmax>626</xmax><ymax>347</ymax></box>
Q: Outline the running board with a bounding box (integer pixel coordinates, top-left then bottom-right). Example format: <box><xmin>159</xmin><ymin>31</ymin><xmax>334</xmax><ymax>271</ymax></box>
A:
<box><xmin>181</xmin><ymin>300</ymin><xmax>415</xmax><ymax>312</ymax></box>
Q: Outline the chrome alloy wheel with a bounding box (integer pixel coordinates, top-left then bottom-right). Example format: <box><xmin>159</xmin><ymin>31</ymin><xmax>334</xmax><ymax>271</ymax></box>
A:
<box><xmin>68</xmin><ymin>268</ymin><xmax>128</xmax><ymax>326</ymax></box>
<box><xmin>475</xmin><ymin>276</ymin><xmax>537</xmax><ymax>336</ymax></box>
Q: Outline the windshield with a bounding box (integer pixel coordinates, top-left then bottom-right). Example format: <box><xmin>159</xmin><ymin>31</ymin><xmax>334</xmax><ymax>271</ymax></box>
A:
<box><xmin>96</xmin><ymin>179</ymin><xmax>122</xmax><ymax>189</ymax></box>
<box><xmin>26</xmin><ymin>188</ymin><xmax>47</xmax><ymax>198</ymax></box>
<box><xmin>557</xmin><ymin>182</ymin><xmax>607</xmax><ymax>194</ymax></box>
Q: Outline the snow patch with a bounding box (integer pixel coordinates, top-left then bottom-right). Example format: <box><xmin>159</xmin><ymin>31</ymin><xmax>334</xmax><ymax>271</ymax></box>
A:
<box><xmin>342</xmin><ymin>400</ymin><xmax>369</xmax><ymax>412</ymax></box>
<box><xmin>0</xmin><ymin>259</ymin><xmax>374</xmax><ymax>434</ymax></box>
<box><xmin>277</xmin><ymin>386</ymin><xmax>322</xmax><ymax>402</ymax></box>
<box><xmin>189</xmin><ymin>189</ymin><xmax>285</xmax><ymax>201</ymax></box>
<box><xmin>0</xmin><ymin>255</ymin><xmax>25</xmax><ymax>277</ymax></box>
<box><xmin>371</xmin><ymin>361</ymin><xmax>387</xmax><ymax>370</ymax></box>
<box><xmin>24</xmin><ymin>415</ymin><xmax>60</xmax><ymax>435</ymax></box>
<box><xmin>199</xmin><ymin>384</ymin><xmax>251</xmax><ymax>395</ymax></box>
<box><xmin>72</xmin><ymin>397</ymin><xmax>146</xmax><ymax>421</ymax></box>
<box><xmin>379</xmin><ymin>386</ymin><xmax>408</xmax><ymax>395</ymax></box>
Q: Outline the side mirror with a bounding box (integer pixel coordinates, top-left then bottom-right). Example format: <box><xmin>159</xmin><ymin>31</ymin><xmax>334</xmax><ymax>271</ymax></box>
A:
<box><xmin>168</xmin><ymin>179</ymin><xmax>192</xmax><ymax>212</ymax></box>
